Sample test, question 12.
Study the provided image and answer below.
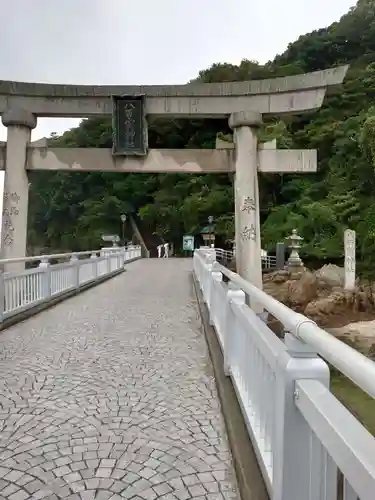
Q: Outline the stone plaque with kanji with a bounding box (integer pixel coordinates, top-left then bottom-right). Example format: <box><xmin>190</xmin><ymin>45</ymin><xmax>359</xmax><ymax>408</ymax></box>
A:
<box><xmin>112</xmin><ymin>95</ymin><xmax>148</xmax><ymax>156</ymax></box>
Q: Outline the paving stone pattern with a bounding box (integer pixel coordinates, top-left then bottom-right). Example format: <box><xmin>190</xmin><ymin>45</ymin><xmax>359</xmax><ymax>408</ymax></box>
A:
<box><xmin>0</xmin><ymin>259</ymin><xmax>239</xmax><ymax>500</ymax></box>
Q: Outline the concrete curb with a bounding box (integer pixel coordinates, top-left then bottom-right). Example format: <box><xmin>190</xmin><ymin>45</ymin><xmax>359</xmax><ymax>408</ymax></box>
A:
<box><xmin>191</xmin><ymin>272</ymin><xmax>269</xmax><ymax>500</ymax></box>
<box><xmin>0</xmin><ymin>258</ymin><xmax>140</xmax><ymax>331</ymax></box>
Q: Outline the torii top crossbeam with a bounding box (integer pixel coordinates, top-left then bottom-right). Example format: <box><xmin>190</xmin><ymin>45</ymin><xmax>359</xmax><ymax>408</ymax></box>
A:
<box><xmin>0</xmin><ymin>66</ymin><xmax>349</xmax><ymax>118</ymax></box>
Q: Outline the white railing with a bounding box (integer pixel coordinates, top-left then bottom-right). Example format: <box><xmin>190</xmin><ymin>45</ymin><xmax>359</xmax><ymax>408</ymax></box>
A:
<box><xmin>214</xmin><ymin>247</ymin><xmax>277</xmax><ymax>269</ymax></box>
<box><xmin>215</xmin><ymin>248</ymin><xmax>235</xmax><ymax>261</ymax></box>
<box><xmin>0</xmin><ymin>245</ymin><xmax>141</xmax><ymax>322</ymax></box>
<box><xmin>262</xmin><ymin>254</ymin><xmax>277</xmax><ymax>269</ymax></box>
<box><xmin>194</xmin><ymin>249</ymin><xmax>375</xmax><ymax>500</ymax></box>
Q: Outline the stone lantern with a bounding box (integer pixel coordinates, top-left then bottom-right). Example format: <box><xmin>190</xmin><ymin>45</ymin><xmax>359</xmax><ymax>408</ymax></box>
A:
<box><xmin>286</xmin><ymin>229</ymin><xmax>304</xmax><ymax>271</ymax></box>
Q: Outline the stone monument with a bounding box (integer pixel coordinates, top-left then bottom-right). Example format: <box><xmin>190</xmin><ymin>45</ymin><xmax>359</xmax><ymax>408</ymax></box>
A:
<box><xmin>344</xmin><ymin>229</ymin><xmax>356</xmax><ymax>291</ymax></box>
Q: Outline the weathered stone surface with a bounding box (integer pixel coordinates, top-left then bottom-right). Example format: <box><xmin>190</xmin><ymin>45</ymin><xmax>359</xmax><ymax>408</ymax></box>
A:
<box><xmin>0</xmin><ymin>66</ymin><xmax>349</xmax><ymax>117</ymax></box>
<box><xmin>314</xmin><ymin>264</ymin><xmax>345</xmax><ymax>287</ymax></box>
<box><xmin>0</xmin><ymin>91</ymin><xmax>328</xmax><ymax>117</ymax></box>
<box><xmin>263</xmin><ymin>266</ymin><xmax>375</xmax><ymax>330</ymax></box>
<box><xmin>328</xmin><ymin>320</ymin><xmax>375</xmax><ymax>359</ymax></box>
<box><xmin>21</xmin><ymin>147</ymin><xmax>318</xmax><ymax>174</ymax></box>
<box><xmin>26</xmin><ymin>148</ymin><xmax>235</xmax><ymax>173</ymax></box>
<box><xmin>287</xmin><ymin>271</ymin><xmax>318</xmax><ymax>308</ymax></box>
<box><xmin>0</xmin><ymin>66</ymin><xmax>349</xmax><ymax>97</ymax></box>
<box><xmin>0</xmin><ymin>259</ymin><xmax>239</xmax><ymax>499</ymax></box>
<box><xmin>1</xmin><ymin>108</ymin><xmax>36</xmax><ymax>129</ymax></box>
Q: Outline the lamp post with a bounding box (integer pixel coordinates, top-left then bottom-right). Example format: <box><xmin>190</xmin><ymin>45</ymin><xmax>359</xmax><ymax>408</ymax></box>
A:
<box><xmin>120</xmin><ymin>214</ymin><xmax>127</xmax><ymax>245</ymax></box>
<box><xmin>208</xmin><ymin>216</ymin><xmax>214</xmax><ymax>248</ymax></box>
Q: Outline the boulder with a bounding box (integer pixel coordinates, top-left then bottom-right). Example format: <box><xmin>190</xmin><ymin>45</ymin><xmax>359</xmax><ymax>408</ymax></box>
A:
<box><xmin>314</xmin><ymin>264</ymin><xmax>345</xmax><ymax>287</ymax></box>
<box><xmin>263</xmin><ymin>281</ymin><xmax>290</xmax><ymax>303</ymax></box>
<box><xmin>304</xmin><ymin>296</ymin><xmax>339</xmax><ymax>324</ymax></box>
<box><xmin>286</xmin><ymin>271</ymin><xmax>318</xmax><ymax>309</ymax></box>
<box><xmin>328</xmin><ymin>320</ymin><xmax>375</xmax><ymax>359</ymax></box>
<box><xmin>263</xmin><ymin>270</ymin><xmax>289</xmax><ymax>284</ymax></box>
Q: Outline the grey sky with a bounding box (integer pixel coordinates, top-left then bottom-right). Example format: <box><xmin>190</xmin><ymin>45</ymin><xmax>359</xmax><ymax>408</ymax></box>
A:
<box><xmin>0</xmin><ymin>0</ymin><xmax>356</xmax><ymax>141</ymax></box>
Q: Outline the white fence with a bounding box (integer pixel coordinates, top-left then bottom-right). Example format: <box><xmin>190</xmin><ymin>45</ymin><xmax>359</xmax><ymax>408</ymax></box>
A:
<box><xmin>194</xmin><ymin>248</ymin><xmax>375</xmax><ymax>500</ymax></box>
<box><xmin>0</xmin><ymin>245</ymin><xmax>141</xmax><ymax>322</ymax></box>
<box><xmin>215</xmin><ymin>248</ymin><xmax>235</xmax><ymax>261</ymax></box>
<box><xmin>214</xmin><ymin>247</ymin><xmax>277</xmax><ymax>270</ymax></box>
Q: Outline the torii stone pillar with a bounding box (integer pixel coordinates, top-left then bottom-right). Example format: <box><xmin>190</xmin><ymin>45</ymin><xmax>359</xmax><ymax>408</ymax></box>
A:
<box><xmin>229</xmin><ymin>111</ymin><xmax>263</xmax><ymax>294</ymax></box>
<box><xmin>1</xmin><ymin>109</ymin><xmax>36</xmax><ymax>271</ymax></box>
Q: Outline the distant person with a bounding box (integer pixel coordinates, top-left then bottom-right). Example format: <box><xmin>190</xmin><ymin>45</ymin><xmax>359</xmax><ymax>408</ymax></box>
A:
<box><xmin>157</xmin><ymin>244</ymin><xmax>163</xmax><ymax>258</ymax></box>
<box><xmin>163</xmin><ymin>242</ymin><xmax>169</xmax><ymax>258</ymax></box>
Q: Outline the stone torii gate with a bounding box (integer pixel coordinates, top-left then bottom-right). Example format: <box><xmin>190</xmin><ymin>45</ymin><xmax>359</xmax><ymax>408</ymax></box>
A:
<box><xmin>0</xmin><ymin>65</ymin><xmax>348</xmax><ymax>282</ymax></box>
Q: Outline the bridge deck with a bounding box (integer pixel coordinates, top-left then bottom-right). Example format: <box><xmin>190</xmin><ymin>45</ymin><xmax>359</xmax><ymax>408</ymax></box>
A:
<box><xmin>0</xmin><ymin>259</ymin><xmax>239</xmax><ymax>500</ymax></box>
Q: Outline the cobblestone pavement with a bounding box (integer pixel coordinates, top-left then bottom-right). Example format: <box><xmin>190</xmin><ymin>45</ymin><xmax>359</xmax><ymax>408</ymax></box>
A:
<box><xmin>0</xmin><ymin>259</ymin><xmax>239</xmax><ymax>500</ymax></box>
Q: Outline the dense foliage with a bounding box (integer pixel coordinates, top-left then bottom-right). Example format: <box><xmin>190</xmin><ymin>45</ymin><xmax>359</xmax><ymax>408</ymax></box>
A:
<box><xmin>28</xmin><ymin>0</ymin><xmax>375</xmax><ymax>274</ymax></box>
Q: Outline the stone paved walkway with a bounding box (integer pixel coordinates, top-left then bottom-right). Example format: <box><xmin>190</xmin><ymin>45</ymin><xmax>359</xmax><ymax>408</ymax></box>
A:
<box><xmin>0</xmin><ymin>259</ymin><xmax>239</xmax><ymax>500</ymax></box>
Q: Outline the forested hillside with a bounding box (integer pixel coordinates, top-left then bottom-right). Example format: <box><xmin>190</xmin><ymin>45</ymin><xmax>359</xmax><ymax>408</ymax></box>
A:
<box><xmin>28</xmin><ymin>0</ymin><xmax>375</xmax><ymax>274</ymax></box>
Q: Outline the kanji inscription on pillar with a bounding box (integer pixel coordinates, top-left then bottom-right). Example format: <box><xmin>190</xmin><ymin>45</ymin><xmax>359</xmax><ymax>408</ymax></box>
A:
<box><xmin>112</xmin><ymin>95</ymin><xmax>148</xmax><ymax>156</ymax></box>
<box><xmin>241</xmin><ymin>196</ymin><xmax>256</xmax><ymax>213</ymax></box>
<box><xmin>241</xmin><ymin>225</ymin><xmax>256</xmax><ymax>241</ymax></box>
<box><xmin>2</xmin><ymin>191</ymin><xmax>20</xmax><ymax>246</ymax></box>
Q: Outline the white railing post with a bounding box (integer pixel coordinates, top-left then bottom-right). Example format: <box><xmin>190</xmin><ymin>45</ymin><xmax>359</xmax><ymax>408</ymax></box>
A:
<box><xmin>224</xmin><ymin>283</ymin><xmax>245</xmax><ymax>376</ymax></box>
<box><xmin>273</xmin><ymin>333</ymin><xmax>331</xmax><ymax>500</ymax></box>
<box><xmin>90</xmin><ymin>252</ymin><xmax>98</xmax><ymax>280</ymax></box>
<box><xmin>203</xmin><ymin>259</ymin><xmax>213</xmax><ymax>305</ymax></box>
<box><xmin>39</xmin><ymin>257</ymin><xmax>51</xmax><ymax>300</ymax></box>
<box><xmin>118</xmin><ymin>248</ymin><xmax>123</xmax><ymax>269</ymax></box>
<box><xmin>70</xmin><ymin>254</ymin><xmax>79</xmax><ymax>288</ymax></box>
<box><xmin>209</xmin><ymin>269</ymin><xmax>222</xmax><ymax>326</ymax></box>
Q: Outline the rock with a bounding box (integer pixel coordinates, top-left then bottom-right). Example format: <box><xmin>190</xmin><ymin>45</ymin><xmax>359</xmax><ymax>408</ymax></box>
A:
<box><xmin>314</xmin><ymin>264</ymin><xmax>345</xmax><ymax>287</ymax></box>
<box><xmin>270</xmin><ymin>270</ymin><xmax>289</xmax><ymax>283</ymax></box>
<box><xmin>305</xmin><ymin>296</ymin><xmax>338</xmax><ymax>324</ymax></box>
<box><xmin>263</xmin><ymin>281</ymin><xmax>290</xmax><ymax>303</ymax></box>
<box><xmin>289</xmin><ymin>270</ymin><xmax>305</xmax><ymax>280</ymax></box>
<box><xmin>267</xmin><ymin>316</ymin><xmax>284</xmax><ymax>338</ymax></box>
<box><xmin>328</xmin><ymin>320</ymin><xmax>375</xmax><ymax>358</ymax></box>
<box><xmin>316</xmin><ymin>278</ymin><xmax>332</xmax><ymax>291</ymax></box>
<box><xmin>287</xmin><ymin>271</ymin><xmax>318</xmax><ymax>309</ymax></box>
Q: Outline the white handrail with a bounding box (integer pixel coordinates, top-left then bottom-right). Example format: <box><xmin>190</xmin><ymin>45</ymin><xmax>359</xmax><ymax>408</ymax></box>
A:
<box><xmin>0</xmin><ymin>250</ymin><xmax>102</xmax><ymax>265</ymax></box>
<box><xmin>295</xmin><ymin>379</ymin><xmax>375</xmax><ymax>500</ymax></box>
<box><xmin>213</xmin><ymin>260</ymin><xmax>375</xmax><ymax>399</ymax></box>
<box><xmin>0</xmin><ymin>245</ymin><xmax>142</xmax><ymax>322</ymax></box>
<box><xmin>0</xmin><ymin>245</ymin><xmax>140</xmax><ymax>265</ymax></box>
<box><xmin>193</xmin><ymin>248</ymin><xmax>375</xmax><ymax>500</ymax></box>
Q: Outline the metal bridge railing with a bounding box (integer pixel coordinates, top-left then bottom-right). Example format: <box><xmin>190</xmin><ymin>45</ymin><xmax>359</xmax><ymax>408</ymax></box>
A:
<box><xmin>213</xmin><ymin>247</ymin><xmax>278</xmax><ymax>270</ymax></box>
<box><xmin>194</xmin><ymin>248</ymin><xmax>375</xmax><ymax>500</ymax></box>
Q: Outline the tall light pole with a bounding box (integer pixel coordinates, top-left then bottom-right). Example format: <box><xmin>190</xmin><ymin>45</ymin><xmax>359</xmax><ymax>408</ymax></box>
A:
<box><xmin>120</xmin><ymin>214</ymin><xmax>127</xmax><ymax>245</ymax></box>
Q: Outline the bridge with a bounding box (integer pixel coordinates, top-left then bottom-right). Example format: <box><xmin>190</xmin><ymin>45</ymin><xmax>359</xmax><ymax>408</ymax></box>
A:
<box><xmin>0</xmin><ymin>247</ymin><xmax>373</xmax><ymax>500</ymax></box>
<box><xmin>0</xmin><ymin>63</ymin><xmax>372</xmax><ymax>500</ymax></box>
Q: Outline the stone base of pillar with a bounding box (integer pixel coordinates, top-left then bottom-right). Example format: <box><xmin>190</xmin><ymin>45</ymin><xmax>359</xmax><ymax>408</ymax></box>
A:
<box><xmin>287</xmin><ymin>257</ymin><xmax>304</xmax><ymax>268</ymax></box>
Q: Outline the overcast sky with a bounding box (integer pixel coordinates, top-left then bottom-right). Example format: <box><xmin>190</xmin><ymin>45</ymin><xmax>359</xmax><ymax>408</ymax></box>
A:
<box><xmin>0</xmin><ymin>0</ymin><xmax>356</xmax><ymax>141</ymax></box>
